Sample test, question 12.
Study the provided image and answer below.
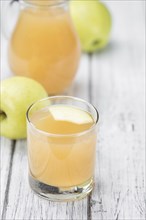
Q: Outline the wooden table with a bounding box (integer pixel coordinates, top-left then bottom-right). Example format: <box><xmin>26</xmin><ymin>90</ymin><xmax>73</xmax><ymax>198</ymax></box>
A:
<box><xmin>1</xmin><ymin>1</ymin><xmax>145</xmax><ymax>219</ymax></box>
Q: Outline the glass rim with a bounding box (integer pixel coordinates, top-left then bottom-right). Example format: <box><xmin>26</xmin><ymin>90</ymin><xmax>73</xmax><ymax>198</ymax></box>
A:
<box><xmin>26</xmin><ymin>95</ymin><xmax>99</xmax><ymax>138</ymax></box>
<box><xmin>20</xmin><ymin>0</ymin><xmax>67</xmax><ymax>8</ymax></box>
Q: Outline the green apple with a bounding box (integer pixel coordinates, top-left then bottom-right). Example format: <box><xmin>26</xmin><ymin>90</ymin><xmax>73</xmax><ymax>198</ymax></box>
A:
<box><xmin>70</xmin><ymin>0</ymin><xmax>112</xmax><ymax>53</ymax></box>
<box><xmin>0</xmin><ymin>76</ymin><xmax>48</xmax><ymax>139</ymax></box>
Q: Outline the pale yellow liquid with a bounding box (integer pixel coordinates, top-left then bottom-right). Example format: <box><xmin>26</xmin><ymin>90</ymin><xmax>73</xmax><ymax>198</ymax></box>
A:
<box><xmin>9</xmin><ymin>5</ymin><xmax>80</xmax><ymax>94</ymax></box>
<box><xmin>28</xmin><ymin>106</ymin><xmax>96</xmax><ymax>187</ymax></box>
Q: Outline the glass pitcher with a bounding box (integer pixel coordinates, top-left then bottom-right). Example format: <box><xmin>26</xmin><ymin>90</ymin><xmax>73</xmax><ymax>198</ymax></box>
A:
<box><xmin>4</xmin><ymin>0</ymin><xmax>81</xmax><ymax>94</ymax></box>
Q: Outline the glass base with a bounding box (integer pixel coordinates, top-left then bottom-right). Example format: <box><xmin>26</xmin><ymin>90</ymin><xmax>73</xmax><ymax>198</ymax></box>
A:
<box><xmin>29</xmin><ymin>175</ymin><xmax>94</xmax><ymax>202</ymax></box>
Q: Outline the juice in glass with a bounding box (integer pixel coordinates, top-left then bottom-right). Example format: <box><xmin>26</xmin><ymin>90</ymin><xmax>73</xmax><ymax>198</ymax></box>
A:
<box><xmin>27</xmin><ymin>96</ymin><xmax>98</xmax><ymax>201</ymax></box>
<box><xmin>8</xmin><ymin>0</ymin><xmax>80</xmax><ymax>94</ymax></box>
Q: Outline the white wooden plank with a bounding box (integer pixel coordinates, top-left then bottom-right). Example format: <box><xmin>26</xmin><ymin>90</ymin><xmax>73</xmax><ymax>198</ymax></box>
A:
<box><xmin>1</xmin><ymin>6</ymin><xmax>15</xmax><ymax>217</ymax></box>
<box><xmin>0</xmin><ymin>2</ymin><xmax>13</xmax><ymax>217</ymax></box>
<box><xmin>68</xmin><ymin>54</ymin><xmax>91</xmax><ymax>101</ymax></box>
<box><xmin>1</xmin><ymin>33</ymin><xmax>11</xmax><ymax>80</ymax></box>
<box><xmin>0</xmin><ymin>138</ymin><xmax>15</xmax><ymax>217</ymax></box>
<box><xmin>90</xmin><ymin>1</ymin><xmax>145</xmax><ymax>219</ymax></box>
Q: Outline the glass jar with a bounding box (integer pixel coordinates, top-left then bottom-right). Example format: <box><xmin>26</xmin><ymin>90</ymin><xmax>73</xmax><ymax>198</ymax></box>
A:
<box><xmin>7</xmin><ymin>0</ymin><xmax>81</xmax><ymax>94</ymax></box>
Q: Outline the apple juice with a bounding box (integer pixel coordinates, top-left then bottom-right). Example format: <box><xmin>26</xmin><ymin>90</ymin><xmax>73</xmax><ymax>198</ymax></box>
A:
<box><xmin>27</xmin><ymin>105</ymin><xmax>97</xmax><ymax>187</ymax></box>
<box><xmin>8</xmin><ymin>1</ymin><xmax>80</xmax><ymax>94</ymax></box>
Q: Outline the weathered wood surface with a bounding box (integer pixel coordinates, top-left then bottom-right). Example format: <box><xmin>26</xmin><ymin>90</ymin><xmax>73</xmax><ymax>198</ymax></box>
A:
<box><xmin>1</xmin><ymin>1</ymin><xmax>145</xmax><ymax>220</ymax></box>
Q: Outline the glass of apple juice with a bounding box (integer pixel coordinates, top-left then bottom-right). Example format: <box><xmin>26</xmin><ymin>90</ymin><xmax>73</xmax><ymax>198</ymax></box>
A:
<box><xmin>26</xmin><ymin>96</ymin><xmax>99</xmax><ymax>201</ymax></box>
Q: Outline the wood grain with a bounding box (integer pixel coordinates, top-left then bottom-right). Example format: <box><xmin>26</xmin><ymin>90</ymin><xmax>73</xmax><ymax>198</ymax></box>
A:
<box><xmin>89</xmin><ymin>2</ymin><xmax>145</xmax><ymax>219</ymax></box>
<box><xmin>1</xmin><ymin>138</ymin><xmax>15</xmax><ymax>218</ymax></box>
<box><xmin>1</xmin><ymin>1</ymin><xmax>145</xmax><ymax>220</ymax></box>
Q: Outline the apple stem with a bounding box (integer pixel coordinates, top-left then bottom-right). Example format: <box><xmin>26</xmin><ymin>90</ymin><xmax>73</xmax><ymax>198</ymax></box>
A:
<box><xmin>0</xmin><ymin>110</ymin><xmax>7</xmax><ymax>121</ymax></box>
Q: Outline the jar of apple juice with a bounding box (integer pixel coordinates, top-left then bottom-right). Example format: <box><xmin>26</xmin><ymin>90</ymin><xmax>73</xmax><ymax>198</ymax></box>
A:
<box><xmin>8</xmin><ymin>0</ymin><xmax>81</xmax><ymax>94</ymax></box>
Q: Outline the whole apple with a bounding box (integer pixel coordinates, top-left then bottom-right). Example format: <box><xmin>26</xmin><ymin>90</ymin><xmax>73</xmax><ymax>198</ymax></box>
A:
<box><xmin>70</xmin><ymin>0</ymin><xmax>112</xmax><ymax>53</ymax></box>
<box><xmin>0</xmin><ymin>77</ymin><xmax>48</xmax><ymax>139</ymax></box>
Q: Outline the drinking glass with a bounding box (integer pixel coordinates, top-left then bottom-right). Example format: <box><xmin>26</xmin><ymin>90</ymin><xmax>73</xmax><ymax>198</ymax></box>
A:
<box><xmin>27</xmin><ymin>96</ymin><xmax>99</xmax><ymax>201</ymax></box>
